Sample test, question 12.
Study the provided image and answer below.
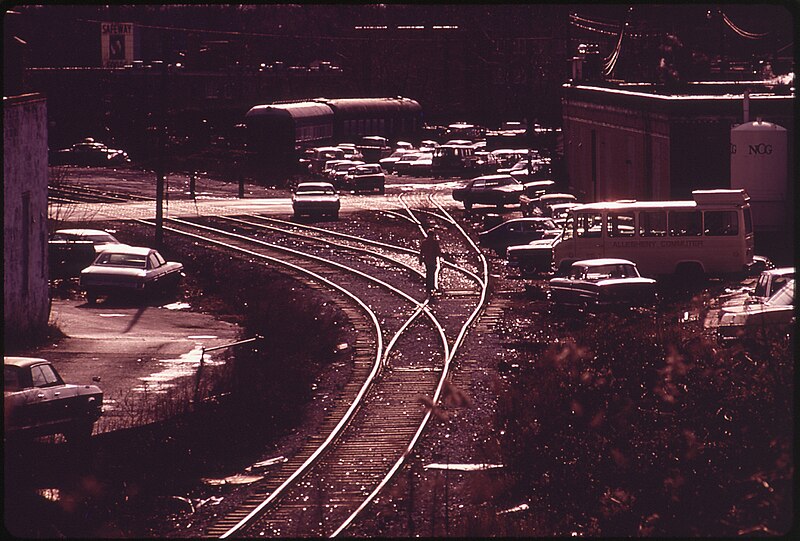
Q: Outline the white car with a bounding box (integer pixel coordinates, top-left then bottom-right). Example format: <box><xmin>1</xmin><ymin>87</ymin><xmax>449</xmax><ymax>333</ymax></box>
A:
<box><xmin>292</xmin><ymin>181</ymin><xmax>340</xmax><ymax>220</ymax></box>
<box><xmin>80</xmin><ymin>245</ymin><xmax>184</xmax><ymax>304</ymax></box>
<box><xmin>717</xmin><ymin>279</ymin><xmax>794</xmax><ymax>340</ymax></box>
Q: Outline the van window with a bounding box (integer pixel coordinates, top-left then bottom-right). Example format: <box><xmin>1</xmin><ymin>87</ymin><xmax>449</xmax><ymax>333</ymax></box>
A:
<box><xmin>607</xmin><ymin>212</ymin><xmax>635</xmax><ymax>237</ymax></box>
<box><xmin>669</xmin><ymin>210</ymin><xmax>702</xmax><ymax>236</ymax></box>
<box><xmin>639</xmin><ymin>211</ymin><xmax>666</xmax><ymax>237</ymax></box>
<box><xmin>562</xmin><ymin>214</ymin><xmax>575</xmax><ymax>241</ymax></box>
<box><xmin>576</xmin><ymin>212</ymin><xmax>603</xmax><ymax>238</ymax></box>
<box><xmin>703</xmin><ymin>210</ymin><xmax>739</xmax><ymax>236</ymax></box>
<box><xmin>743</xmin><ymin>207</ymin><xmax>753</xmax><ymax>234</ymax></box>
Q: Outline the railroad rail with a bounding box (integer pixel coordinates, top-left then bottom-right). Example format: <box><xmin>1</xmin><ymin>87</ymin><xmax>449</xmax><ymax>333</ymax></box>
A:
<box><xmin>48</xmin><ymin>183</ymin><xmax>155</xmax><ymax>204</ymax></box>
<box><xmin>136</xmin><ymin>193</ymin><xmax>487</xmax><ymax>537</ymax></box>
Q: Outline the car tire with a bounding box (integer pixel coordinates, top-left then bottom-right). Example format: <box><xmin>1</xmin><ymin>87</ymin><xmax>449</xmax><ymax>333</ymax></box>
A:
<box><xmin>86</xmin><ymin>290</ymin><xmax>98</xmax><ymax>305</ymax></box>
<box><xmin>379</xmin><ymin>186</ymin><xmax>385</xmax><ymax>195</ymax></box>
<box><xmin>464</xmin><ymin>201</ymin><xmax>473</xmax><ymax>211</ymax></box>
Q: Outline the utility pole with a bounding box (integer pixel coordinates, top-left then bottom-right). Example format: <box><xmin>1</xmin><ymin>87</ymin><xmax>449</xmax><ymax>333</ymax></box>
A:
<box><xmin>155</xmin><ymin>60</ymin><xmax>167</xmax><ymax>248</ymax></box>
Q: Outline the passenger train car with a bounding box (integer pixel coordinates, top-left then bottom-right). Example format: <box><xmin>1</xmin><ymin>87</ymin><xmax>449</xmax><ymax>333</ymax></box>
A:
<box><xmin>244</xmin><ymin>97</ymin><xmax>422</xmax><ymax>177</ymax></box>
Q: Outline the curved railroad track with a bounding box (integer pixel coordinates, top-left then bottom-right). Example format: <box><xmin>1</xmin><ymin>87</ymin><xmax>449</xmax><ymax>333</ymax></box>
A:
<box><xmin>136</xmin><ymin>192</ymin><xmax>487</xmax><ymax>537</ymax></box>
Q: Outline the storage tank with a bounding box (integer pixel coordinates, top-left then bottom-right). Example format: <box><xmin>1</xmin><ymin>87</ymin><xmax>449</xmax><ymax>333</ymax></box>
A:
<box><xmin>730</xmin><ymin>120</ymin><xmax>788</xmax><ymax>231</ymax></box>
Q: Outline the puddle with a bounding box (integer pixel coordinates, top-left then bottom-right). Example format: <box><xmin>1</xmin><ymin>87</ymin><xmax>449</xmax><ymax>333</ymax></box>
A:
<box><xmin>497</xmin><ymin>503</ymin><xmax>530</xmax><ymax>515</ymax></box>
<box><xmin>132</xmin><ymin>345</ymin><xmax>224</xmax><ymax>393</ymax></box>
<box><xmin>163</xmin><ymin>302</ymin><xmax>191</xmax><ymax>310</ymax></box>
<box><xmin>424</xmin><ymin>463</ymin><xmax>503</xmax><ymax>471</ymax></box>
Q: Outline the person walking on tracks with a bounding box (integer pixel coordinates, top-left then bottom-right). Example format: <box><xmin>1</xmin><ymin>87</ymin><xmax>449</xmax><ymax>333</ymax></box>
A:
<box><xmin>419</xmin><ymin>229</ymin><xmax>442</xmax><ymax>296</ymax></box>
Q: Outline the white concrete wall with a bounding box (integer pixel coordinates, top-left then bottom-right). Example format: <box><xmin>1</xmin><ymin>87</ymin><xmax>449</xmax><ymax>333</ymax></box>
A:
<box><xmin>4</xmin><ymin>93</ymin><xmax>50</xmax><ymax>339</ymax></box>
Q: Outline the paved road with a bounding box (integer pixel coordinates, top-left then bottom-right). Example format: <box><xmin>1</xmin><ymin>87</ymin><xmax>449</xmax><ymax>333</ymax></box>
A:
<box><xmin>30</xmin><ymin>297</ymin><xmax>240</xmax><ymax>434</ymax></box>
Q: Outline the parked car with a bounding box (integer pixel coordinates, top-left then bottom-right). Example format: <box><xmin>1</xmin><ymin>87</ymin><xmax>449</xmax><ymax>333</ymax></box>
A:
<box><xmin>452</xmin><ymin>174</ymin><xmax>524</xmax><ymax>210</ymax></box>
<box><xmin>337</xmin><ymin>143</ymin><xmax>364</xmax><ymax>161</ymax></box>
<box><xmin>491</xmin><ymin>149</ymin><xmax>528</xmax><ymax>172</ymax></box>
<box><xmin>79</xmin><ymin>245</ymin><xmax>184</xmax><ymax>304</ymax></box>
<box><xmin>719</xmin><ymin>266</ymin><xmax>794</xmax><ymax>308</ymax></box>
<box><xmin>342</xmin><ymin>164</ymin><xmax>386</xmax><ymax>194</ymax></box>
<box><xmin>548</xmin><ymin>202</ymin><xmax>581</xmax><ymax>226</ymax></box>
<box><xmin>717</xmin><ymin>279</ymin><xmax>794</xmax><ymax>340</ymax></box>
<box><xmin>330</xmin><ymin>160</ymin><xmax>365</xmax><ymax>187</ymax></box>
<box><xmin>292</xmin><ymin>181</ymin><xmax>340</xmax><ymax>220</ymax></box>
<box><xmin>307</xmin><ymin>147</ymin><xmax>346</xmax><ymax>175</ymax></box>
<box><xmin>751</xmin><ymin>267</ymin><xmax>794</xmax><ymax>302</ymax></box>
<box><xmin>478</xmin><ymin>216</ymin><xmax>559</xmax><ymax>255</ymax></box>
<box><xmin>549</xmin><ymin>258</ymin><xmax>658</xmax><ymax>309</ymax></box>
<box><xmin>431</xmin><ymin>144</ymin><xmax>478</xmax><ymax>178</ymax></box>
<box><xmin>519</xmin><ymin>180</ymin><xmax>556</xmax><ymax>206</ymax></box>
<box><xmin>392</xmin><ymin>152</ymin><xmax>424</xmax><ymax>176</ymax></box>
<box><xmin>521</xmin><ymin>192</ymin><xmax>577</xmax><ymax>217</ymax></box>
<box><xmin>50</xmin><ymin>137</ymin><xmax>130</xmax><ymax>166</ymax></box>
<box><xmin>407</xmin><ymin>152</ymin><xmax>434</xmax><ymax>176</ymax></box>
<box><xmin>508</xmin><ymin>156</ymin><xmax>552</xmax><ymax>182</ymax></box>
<box><xmin>379</xmin><ymin>149</ymin><xmax>415</xmax><ymax>172</ymax></box>
<box><xmin>4</xmin><ymin>356</ymin><xmax>103</xmax><ymax>443</ymax></box>
<box><xmin>506</xmin><ymin>230</ymin><xmax>563</xmax><ymax>276</ymax></box>
<box><xmin>321</xmin><ymin>159</ymin><xmax>351</xmax><ymax>179</ymax></box>
<box><xmin>419</xmin><ymin>140</ymin><xmax>440</xmax><ymax>152</ymax></box>
<box><xmin>49</xmin><ymin>228</ymin><xmax>128</xmax><ymax>277</ymax></box>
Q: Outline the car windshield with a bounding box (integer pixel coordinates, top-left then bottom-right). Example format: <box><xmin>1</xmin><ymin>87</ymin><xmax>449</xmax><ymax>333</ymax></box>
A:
<box><xmin>296</xmin><ymin>186</ymin><xmax>335</xmax><ymax>195</ymax></box>
<box><xmin>581</xmin><ymin>263</ymin><xmax>639</xmax><ymax>280</ymax></box>
<box><xmin>766</xmin><ymin>280</ymin><xmax>794</xmax><ymax>306</ymax></box>
<box><xmin>95</xmin><ymin>252</ymin><xmax>148</xmax><ymax>268</ymax></box>
<box><xmin>86</xmin><ymin>233</ymin><xmax>118</xmax><ymax>243</ymax></box>
<box><xmin>355</xmin><ymin>166</ymin><xmax>380</xmax><ymax>174</ymax></box>
<box><xmin>486</xmin><ymin>177</ymin><xmax>521</xmax><ymax>188</ymax></box>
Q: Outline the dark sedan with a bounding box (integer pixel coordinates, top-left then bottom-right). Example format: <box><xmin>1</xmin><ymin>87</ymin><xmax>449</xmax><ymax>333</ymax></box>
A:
<box><xmin>477</xmin><ymin>216</ymin><xmax>559</xmax><ymax>255</ymax></box>
<box><xmin>342</xmin><ymin>164</ymin><xmax>385</xmax><ymax>194</ymax></box>
<box><xmin>80</xmin><ymin>245</ymin><xmax>184</xmax><ymax>304</ymax></box>
<box><xmin>5</xmin><ymin>356</ymin><xmax>103</xmax><ymax>443</ymax></box>
<box><xmin>549</xmin><ymin>258</ymin><xmax>657</xmax><ymax>310</ymax></box>
<box><xmin>50</xmin><ymin>138</ymin><xmax>130</xmax><ymax>166</ymax></box>
<box><xmin>451</xmin><ymin>174</ymin><xmax>524</xmax><ymax>210</ymax></box>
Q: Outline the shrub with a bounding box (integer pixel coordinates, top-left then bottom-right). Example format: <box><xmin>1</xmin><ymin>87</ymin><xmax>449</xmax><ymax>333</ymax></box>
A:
<box><xmin>496</xmin><ymin>311</ymin><xmax>793</xmax><ymax>536</ymax></box>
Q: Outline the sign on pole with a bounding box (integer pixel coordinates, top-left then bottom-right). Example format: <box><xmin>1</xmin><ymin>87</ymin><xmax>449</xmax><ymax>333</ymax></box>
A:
<box><xmin>101</xmin><ymin>22</ymin><xmax>134</xmax><ymax>67</ymax></box>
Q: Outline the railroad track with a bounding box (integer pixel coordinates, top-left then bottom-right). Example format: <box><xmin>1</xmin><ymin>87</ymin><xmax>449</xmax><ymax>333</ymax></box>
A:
<box><xmin>137</xmin><ymin>193</ymin><xmax>488</xmax><ymax>537</ymax></box>
<box><xmin>49</xmin><ymin>183</ymin><xmax>154</xmax><ymax>204</ymax></box>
